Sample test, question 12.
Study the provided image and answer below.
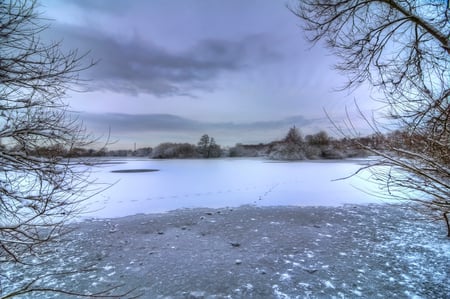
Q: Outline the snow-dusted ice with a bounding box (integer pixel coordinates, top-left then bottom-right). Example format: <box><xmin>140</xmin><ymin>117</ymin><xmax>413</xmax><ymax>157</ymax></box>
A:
<box><xmin>81</xmin><ymin>158</ymin><xmax>388</xmax><ymax>218</ymax></box>
<box><xmin>4</xmin><ymin>159</ymin><xmax>448</xmax><ymax>299</ymax></box>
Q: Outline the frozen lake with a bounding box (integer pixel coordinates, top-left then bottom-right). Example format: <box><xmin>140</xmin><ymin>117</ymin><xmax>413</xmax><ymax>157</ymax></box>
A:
<box><xmin>81</xmin><ymin>158</ymin><xmax>387</xmax><ymax>218</ymax></box>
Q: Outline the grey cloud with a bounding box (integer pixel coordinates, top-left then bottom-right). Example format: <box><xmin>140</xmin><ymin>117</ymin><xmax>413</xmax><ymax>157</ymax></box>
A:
<box><xmin>46</xmin><ymin>24</ymin><xmax>281</xmax><ymax>97</ymax></box>
<box><xmin>79</xmin><ymin>113</ymin><xmax>317</xmax><ymax>133</ymax></box>
<box><xmin>81</xmin><ymin>113</ymin><xmax>203</xmax><ymax>131</ymax></box>
<box><xmin>52</xmin><ymin>0</ymin><xmax>131</xmax><ymax>14</ymax></box>
<box><xmin>234</xmin><ymin>115</ymin><xmax>316</xmax><ymax>131</ymax></box>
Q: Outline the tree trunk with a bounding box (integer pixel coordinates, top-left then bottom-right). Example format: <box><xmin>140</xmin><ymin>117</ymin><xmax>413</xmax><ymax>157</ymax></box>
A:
<box><xmin>444</xmin><ymin>212</ymin><xmax>450</xmax><ymax>238</ymax></box>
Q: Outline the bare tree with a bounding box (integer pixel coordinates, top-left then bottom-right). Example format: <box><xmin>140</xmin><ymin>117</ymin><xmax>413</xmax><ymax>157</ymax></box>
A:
<box><xmin>269</xmin><ymin>126</ymin><xmax>307</xmax><ymax>160</ymax></box>
<box><xmin>0</xmin><ymin>0</ymin><xmax>92</xmax><ymax>260</ymax></box>
<box><xmin>292</xmin><ymin>1</ymin><xmax>450</xmax><ymax>235</ymax></box>
<box><xmin>207</xmin><ymin>137</ymin><xmax>222</xmax><ymax>158</ymax></box>
<box><xmin>283</xmin><ymin>126</ymin><xmax>303</xmax><ymax>145</ymax></box>
<box><xmin>197</xmin><ymin>134</ymin><xmax>211</xmax><ymax>158</ymax></box>
<box><xmin>196</xmin><ymin>134</ymin><xmax>221</xmax><ymax>158</ymax></box>
<box><xmin>0</xmin><ymin>1</ymin><xmax>136</xmax><ymax>297</ymax></box>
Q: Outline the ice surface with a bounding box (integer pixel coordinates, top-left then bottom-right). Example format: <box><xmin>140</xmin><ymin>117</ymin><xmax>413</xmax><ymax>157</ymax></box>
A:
<box><xmin>81</xmin><ymin>158</ymin><xmax>390</xmax><ymax>218</ymax></box>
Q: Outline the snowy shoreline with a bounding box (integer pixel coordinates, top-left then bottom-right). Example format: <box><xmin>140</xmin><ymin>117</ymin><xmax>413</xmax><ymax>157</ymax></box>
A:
<box><xmin>6</xmin><ymin>204</ymin><xmax>449</xmax><ymax>298</ymax></box>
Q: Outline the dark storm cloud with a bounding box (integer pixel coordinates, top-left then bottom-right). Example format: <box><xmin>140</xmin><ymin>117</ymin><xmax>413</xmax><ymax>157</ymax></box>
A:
<box><xmin>80</xmin><ymin>113</ymin><xmax>203</xmax><ymax>131</ymax></box>
<box><xmin>47</xmin><ymin>24</ymin><xmax>281</xmax><ymax>97</ymax></box>
<box><xmin>79</xmin><ymin>113</ymin><xmax>317</xmax><ymax>133</ymax></box>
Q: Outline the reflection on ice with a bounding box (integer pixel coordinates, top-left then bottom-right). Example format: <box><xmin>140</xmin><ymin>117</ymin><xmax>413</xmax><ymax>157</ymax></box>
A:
<box><xmin>81</xmin><ymin>158</ymin><xmax>389</xmax><ymax>218</ymax></box>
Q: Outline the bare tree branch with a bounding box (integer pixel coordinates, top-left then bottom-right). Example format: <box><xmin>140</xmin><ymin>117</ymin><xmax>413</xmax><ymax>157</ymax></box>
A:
<box><xmin>293</xmin><ymin>0</ymin><xmax>450</xmax><ymax>235</ymax></box>
<box><xmin>0</xmin><ymin>0</ymin><xmax>134</xmax><ymax>297</ymax></box>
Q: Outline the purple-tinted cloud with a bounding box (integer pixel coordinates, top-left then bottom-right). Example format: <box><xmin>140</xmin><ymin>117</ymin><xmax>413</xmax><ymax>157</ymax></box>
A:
<box><xmin>79</xmin><ymin>112</ymin><xmax>318</xmax><ymax>133</ymax></box>
<box><xmin>46</xmin><ymin>24</ymin><xmax>281</xmax><ymax>97</ymax></box>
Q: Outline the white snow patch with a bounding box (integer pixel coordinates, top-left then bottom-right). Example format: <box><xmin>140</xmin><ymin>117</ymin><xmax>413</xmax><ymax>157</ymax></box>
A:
<box><xmin>404</xmin><ymin>290</ymin><xmax>422</xmax><ymax>298</ymax></box>
<box><xmin>272</xmin><ymin>285</ymin><xmax>291</xmax><ymax>299</ymax></box>
<box><xmin>103</xmin><ymin>265</ymin><xmax>114</xmax><ymax>271</ymax></box>
<box><xmin>323</xmin><ymin>280</ymin><xmax>335</xmax><ymax>289</ymax></box>
<box><xmin>401</xmin><ymin>273</ymin><xmax>411</xmax><ymax>282</ymax></box>
<box><xmin>244</xmin><ymin>283</ymin><xmax>254</xmax><ymax>291</ymax></box>
<box><xmin>298</xmin><ymin>282</ymin><xmax>310</xmax><ymax>288</ymax></box>
<box><xmin>318</xmin><ymin>233</ymin><xmax>332</xmax><ymax>238</ymax></box>
<box><xmin>352</xmin><ymin>290</ymin><xmax>363</xmax><ymax>296</ymax></box>
<box><xmin>279</xmin><ymin>273</ymin><xmax>291</xmax><ymax>281</ymax></box>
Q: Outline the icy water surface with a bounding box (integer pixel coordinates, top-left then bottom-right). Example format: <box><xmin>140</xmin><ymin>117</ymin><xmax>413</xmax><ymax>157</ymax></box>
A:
<box><xmin>4</xmin><ymin>158</ymin><xmax>448</xmax><ymax>299</ymax></box>
<box><xmin>82</xmin><ymin>158</ymin><xmax>387</xmax><ymax>218</ymax></box>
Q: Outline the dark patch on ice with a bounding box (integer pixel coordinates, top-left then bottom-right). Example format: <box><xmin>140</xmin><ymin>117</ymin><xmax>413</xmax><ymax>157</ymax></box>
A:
<box><xmin>110</xmin><ymin>169</ymin><xmax>159</xmax><ymax>173</ymax></box>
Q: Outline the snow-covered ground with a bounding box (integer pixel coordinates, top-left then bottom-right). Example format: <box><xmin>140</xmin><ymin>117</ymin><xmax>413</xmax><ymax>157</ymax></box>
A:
<box><xmin>81</xmin><ymin>158</ymin><xmax>389</xmax><ymax>218</ymax></box>
<box><xmin>3</xmin><ymin>205</ymin><xmax>449</xmax><ymax>298</ymax></box>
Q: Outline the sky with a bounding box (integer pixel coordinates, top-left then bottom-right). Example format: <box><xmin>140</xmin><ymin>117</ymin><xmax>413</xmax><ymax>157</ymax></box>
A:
<box><xmin>39</xmin><ymin>0</ymin><xmax>377</xmax><ymax>149</ymax></box>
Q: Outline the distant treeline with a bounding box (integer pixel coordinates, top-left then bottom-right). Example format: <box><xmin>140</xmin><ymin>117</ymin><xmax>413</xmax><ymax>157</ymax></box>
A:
<box><xmin>23</xmin><ymin>126</ymin><xmax>396</xmax><ymax>160</ymax></box>
<box><xmin>228</xmin><ymin>127</ymin><xmax>375</xmax><ymax>160</ymax></box>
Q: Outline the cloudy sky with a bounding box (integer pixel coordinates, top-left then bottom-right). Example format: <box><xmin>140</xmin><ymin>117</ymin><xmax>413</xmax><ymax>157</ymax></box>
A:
<box><xmin>40</xmin><ymin>0</ymin><xmax>376</xmax><ymax>149</ymax></box>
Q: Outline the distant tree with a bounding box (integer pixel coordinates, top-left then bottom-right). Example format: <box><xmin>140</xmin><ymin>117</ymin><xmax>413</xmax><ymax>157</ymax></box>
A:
<box><xmin>294</xmin><ymin>1</ymin><xmax>450</xmax><ymax>235</ymax></box>
<box><xmin>229</xmin><ymin>143</ymin><xmax>246</xmax><ymax>157</ymax></box>
<box><xmin>152</xmin><ymin>143</ymin><xmax>198</xmax><ymax>159</ymax></box>
<box><xmin>197</xmin><ymin>134</ymin><xmax>211</xmax><ymax>157</ymax></box>
<box><xmin>208</xmin><ymin>137</ymin><xmax>222</xmax><ymax>158</ymax></box>
<box><xmin>283</xmin><ymin>126</ymin><xmax>303</xmax><ymax>144</ymax></box>
<box><xmin>67</xmin><ymin>147</ymin><xmax>89</xmax><ymax>157</ymax></box>
<box><xmin>305</xmin><ymin>131</ymin><xmax>341</xmax><ymax>159</ymax></box>
<box><xmin>196</xmin><ymin>134</ymin><xmax>221</xmax><ymax>158</ymax></box>
<box><xmin>176</xmin><ymin>143</ymin><xmax>198</xmax><ymax>158</ymax></box>
<box><xmin>134</xmin><ymin>147</ymin><xmax>153</xmax><ymax>157</ymax></box>
<box><xmin>269</xmin><ymin>142</ymin><xmax>306</xmax><ymax>160</ymax></box>
<box><xmin>229</xmin><ymin>143</ymin><xmax>267</xmax><ymax>157</ymax></box>
<box><xmin>152</xmin><ymin>143</ymin><xmax>176</xmax><ymax>158</ymax></box>
<box><xmin>307</xmin><ymin>131</ymin><xmax>330</xmax><ymax>147</ymax></box>
<box><xmin>269</xmin><ymin>127</ymin><xmax>306</xmax><ymax>160</ymax></box>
